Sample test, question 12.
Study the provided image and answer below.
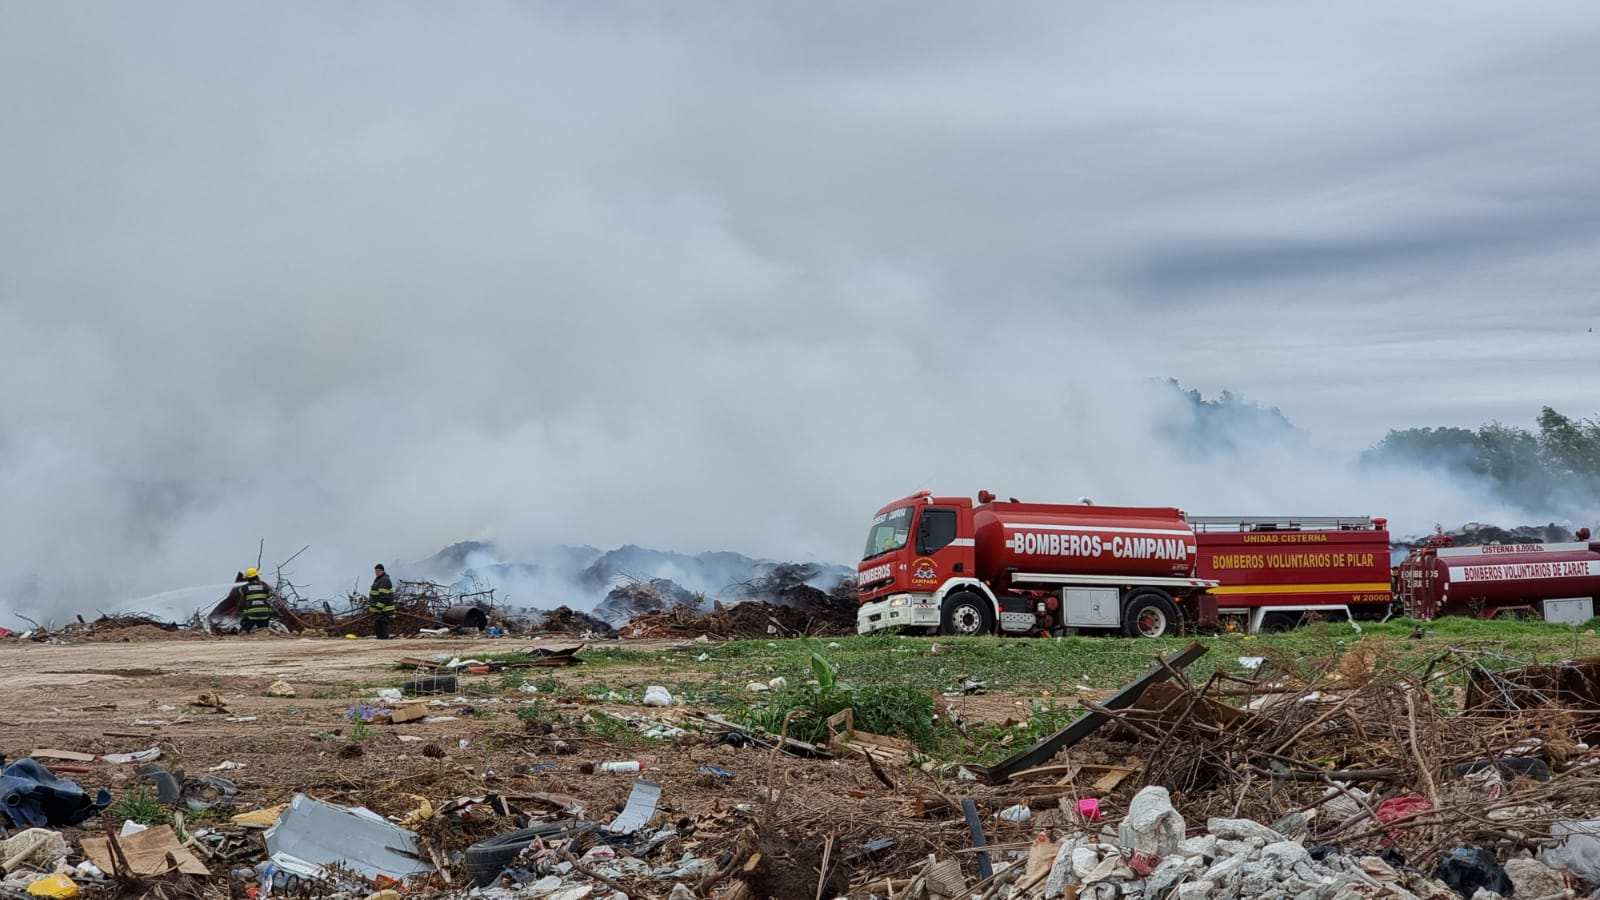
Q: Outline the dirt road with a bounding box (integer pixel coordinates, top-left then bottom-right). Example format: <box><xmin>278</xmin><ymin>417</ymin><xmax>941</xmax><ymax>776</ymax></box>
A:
<box><xmin>0</xmin><ymin>634</ymin><xmax>520</xmax><ymax>690</ymax></box>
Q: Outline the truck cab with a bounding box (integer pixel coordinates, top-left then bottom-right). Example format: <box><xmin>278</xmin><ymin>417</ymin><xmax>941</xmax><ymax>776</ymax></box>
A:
<box><xmin>856</xmin><ymin>492</ymin><xmax>977</xmax><ymax>634</ymax></box>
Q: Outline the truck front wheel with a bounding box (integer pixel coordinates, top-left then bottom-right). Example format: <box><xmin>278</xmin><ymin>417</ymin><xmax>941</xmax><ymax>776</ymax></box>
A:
<box><xmin>940</xmin><ymin>592</ymin><xmax>995</xmax><ymax>636</ymax></box>
<box><xmin>1122</xmin><ymin>592</ymin><xmax>1180</xmax><ymax>638</ymax></box>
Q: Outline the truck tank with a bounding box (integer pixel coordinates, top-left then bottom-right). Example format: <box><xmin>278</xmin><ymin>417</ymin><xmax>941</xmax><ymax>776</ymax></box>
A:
<box><xmin>1405</xmin><ymin>541</ymin><xmax>1600</xmax><ymax>618</ymax></box>
<box><xmin>1433</xmin><ymin>542</ymin><xmax>1600</xmax><ymax>603</ymax></box>
<box><xmin>973</xmin><ymin>501</ymin><xmax>1197</xmax><ymax>590</ymax></box>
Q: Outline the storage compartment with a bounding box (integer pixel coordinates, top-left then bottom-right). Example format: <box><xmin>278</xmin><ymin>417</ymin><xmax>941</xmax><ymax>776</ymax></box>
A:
<box><xmin>1544</xmin><ymin>597</ymin><xmax>1594</xmax><ymax>626</ymax></box>
<box><xmin>1062</xmin><ymin>586</ymin><xmax>1121</xmax><ymax>628</ymax></box>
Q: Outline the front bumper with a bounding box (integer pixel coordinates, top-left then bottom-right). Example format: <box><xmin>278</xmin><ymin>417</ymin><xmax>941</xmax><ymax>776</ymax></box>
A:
<box><xmin>857</xmin><ymin>594</ymin><xmax>939</xmax><ymax>634</ymax></box>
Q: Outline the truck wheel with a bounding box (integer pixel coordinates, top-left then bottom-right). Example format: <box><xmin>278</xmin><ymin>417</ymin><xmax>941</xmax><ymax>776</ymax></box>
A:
<box><xmin>940</xmin><ymin>592</ymin><xmax>995</xmax><ymax>636</ymax></box>
<box><xmin>1122</xmin><ymin>592</ymin><xmax>1179</xmax><ymax>638</ymax></box>
<box><xmin>1259</xmin><ymin>612</ymin><xmax>1299</xmax><ymax>632</ymax></box>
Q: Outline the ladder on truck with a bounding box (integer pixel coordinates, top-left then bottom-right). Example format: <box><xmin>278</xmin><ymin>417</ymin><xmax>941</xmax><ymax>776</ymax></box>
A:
<box><xmin>1188</xmin><ymin>515</ymin><xmax>1378</xmax><ymax>532</ymax></box>
<box><xmin>1188</xmin><ymin>515</ymin><xmax>1384</xmax><ymax>633</ymax></box>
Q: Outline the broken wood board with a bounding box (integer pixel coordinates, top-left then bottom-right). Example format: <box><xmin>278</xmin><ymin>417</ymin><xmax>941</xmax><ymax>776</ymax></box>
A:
<box><xmin>30</xmin><ymin>749</ymin><xmax>96</xmax><ymax>763</ymax></box>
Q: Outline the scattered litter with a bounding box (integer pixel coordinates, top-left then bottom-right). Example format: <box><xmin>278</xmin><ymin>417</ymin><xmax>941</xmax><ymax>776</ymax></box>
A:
<box><xmin>231</xmin><ymin>804</ymin><xmax>287</xmax><ymax>828</ymax></box>
<box><xmin>597</xmin><ymin>761</ymin><xmax>643</xmax><ymax>775</ymax></box>
<box><xmin>224</xmin><ymin>715</ymin><xmax>257</xmax><ymax>723</ymax></box>
<box><xmin>641</xmin><ymin>685</ymin><xmax>673</xmax><ymax>707</ymax></box>
<box><xmin>26</xmin><ymin>750</ymin><xmax>95</xmax><ymax>764</ymax></box>
<box><xmin>998</xmin><ymin>803</ymin><xmax>1033</xmax><ymax>823</ymax></box>
<box><xmin>374</xmin><ymin>688</ymin><xmax>404</xmax><ymax>702</ymax></box>
<box><xmin>0</xmin><ymin>828</ymin><xmax>70</xmax><ymax>873</ymax></box>
<box><xmin>24</xmin><ymin>874</ymin><xmax>77</xmax><ymax>899</ymax></box>
<box><xmin>208</xmin><ymin>760</ymin><xmax>245</xmax><ymax>771</ymax></box>
<box><xmin>1237</xmin><ymin>656</ymin><xmax>1265</xmax><ymax>669</ymax></box>
<box><xmin>0</xmin><ymin>758</ymin><xmax>111</xmax><ymax>828</ymax></box>
<box><xmin>100</xmin><ymin>747</ymin><xmax>161</xmax><ymax>765</ymax></box>
<box><xmin>604</xmin><ymin>780</ymin><xmax>662</xmax><ymax>835</ymax></box>
<box><xmin>1433</xmin><ymin>847</ymin><xmax>1512</xmax><ymax>898</ymax></box>
<box><xmin>745</xmin><ymin>681</ymin><xmax>770</xmax><ymax>693</ymax></box>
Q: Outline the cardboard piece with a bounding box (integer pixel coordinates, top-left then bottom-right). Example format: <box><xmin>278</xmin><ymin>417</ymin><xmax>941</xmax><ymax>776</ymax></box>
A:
<box><xmin>230</xmin><ymin>804</ymin><xmax>286</xmax><ymax>828</ymax></box>
<box><xmin>81</xmin><ymin>825</ymin><xmax>209</xmax><ymax>876</ymax></box>
<box><xmin>388</xmin><ymin>703</ymin><xmax>429</xmax><ymax>724</ymax></box>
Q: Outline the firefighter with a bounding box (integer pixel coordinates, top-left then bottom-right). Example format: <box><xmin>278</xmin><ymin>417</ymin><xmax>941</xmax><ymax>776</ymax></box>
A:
<box><xmin>239</xmin><ymin>567</ymin><xmax>274</xmax><ymax>633</ymax></box>
<box><xmin>369</xmin><ymin>563</ymin><xmax>396</xmax><ymax>639</ymax></box>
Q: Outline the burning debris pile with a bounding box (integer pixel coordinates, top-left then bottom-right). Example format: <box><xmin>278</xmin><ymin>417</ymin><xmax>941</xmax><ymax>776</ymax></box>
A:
<box><xmin>523</xmin><ymin>605</ymin><xmax>618</xmax><ymax>638</ymax></box>
<box><xmin>616</xmin><ymin>565</ymin><xmax>859</xmax><ymax>638</ymax></box>
<box><xmin>592</xmin><ymin>577</ymin><xmax>705</xmax><ymax>626</ymax></box>
<box><xmin>1394</xmin><ymin>522</ymin><xmax>1580</xmax><ymax>553</ymax></box>
<box><xmin>204</xmin><ymin>577</ymin><xmax>503</xmax><ymax>637</ymax></box>
<box><xmin>3</xmin><ymin>612</ymin><xmax>204</xmax><ymax>644</ymax></box>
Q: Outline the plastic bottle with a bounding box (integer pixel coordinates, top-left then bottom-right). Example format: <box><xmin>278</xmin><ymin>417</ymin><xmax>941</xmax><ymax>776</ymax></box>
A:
<box><xmin>597</xmin><ymin>760</ymin><xmax>644</xmax><ymax>774</ymax></box>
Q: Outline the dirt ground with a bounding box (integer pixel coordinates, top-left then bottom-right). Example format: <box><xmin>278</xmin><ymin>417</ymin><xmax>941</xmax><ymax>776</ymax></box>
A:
<box><xmin>0</xmin><ymin>635</ymin><xmax>982</xmax><ymax>899</ymax></box>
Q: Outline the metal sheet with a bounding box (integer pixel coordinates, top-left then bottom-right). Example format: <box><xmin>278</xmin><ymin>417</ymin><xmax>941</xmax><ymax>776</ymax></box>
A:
<box><xmin>605</xmin><ymin>780</ymin><xmax>662</xmax><ymax>835</ymax></box>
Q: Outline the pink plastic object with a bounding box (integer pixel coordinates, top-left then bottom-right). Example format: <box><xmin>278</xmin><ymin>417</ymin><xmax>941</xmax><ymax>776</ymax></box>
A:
<box><xmin>1077</xmin><ymin>797</ymin><xmax>1102</xmax><ymax>822</ymax></box>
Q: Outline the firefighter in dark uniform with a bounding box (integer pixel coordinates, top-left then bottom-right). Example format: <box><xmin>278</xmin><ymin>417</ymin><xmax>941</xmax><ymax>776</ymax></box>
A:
<box><xmin>239</xmin><ymin>567</ymin><xmax>275</xmax><ymax>633</ymax></box>
<box><xmin>369</xmin><ymin>564</ymin><xmax>396</xmax><ymax>639</ymax></box>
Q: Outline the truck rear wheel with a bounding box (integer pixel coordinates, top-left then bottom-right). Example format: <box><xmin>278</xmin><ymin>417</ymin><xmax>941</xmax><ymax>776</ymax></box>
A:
<box><xmin>1259</xmin><ymin>612</ymin><xmax>1299</xmax><ymax>632</ymax></box>
<box><xmin>1122</xmin><ymin>591</ymin><xmax>1179</xmax><ymax>638</ymax></box>
<box><xmin>940</xmin><ymin>592</ymin><xmax>995</xmax><ymax>636</ymax></box>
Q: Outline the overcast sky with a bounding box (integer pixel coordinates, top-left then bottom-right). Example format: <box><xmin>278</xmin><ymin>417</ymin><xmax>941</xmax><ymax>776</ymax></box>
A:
<box><xmin>4</xmin><ymin>2</ymin><xmax>1599</xmax><ymax>612</ymax></box>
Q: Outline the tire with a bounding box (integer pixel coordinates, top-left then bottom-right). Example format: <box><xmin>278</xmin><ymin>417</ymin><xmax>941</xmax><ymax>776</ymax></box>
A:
<box><xmin>465</xmin><ymin>821</ymin><xmax>591</xmax><ymax>885</ymax></box>
<box><xmin>1122</xmin><ymin>591</ymin><xmax>1180</xmax><ymax>638</ymax></box>
<box><xmin>940</xmin><ymin>592</ymin><xmax>995</xmax><ymax>636</ymax></box>
<box><xmin>1259</xmin><ymin>612</ymin><xmax>1299</xmax><ymax>633</ymax></box>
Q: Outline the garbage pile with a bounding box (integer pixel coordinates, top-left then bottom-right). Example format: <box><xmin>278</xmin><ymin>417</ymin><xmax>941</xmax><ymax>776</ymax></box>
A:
<box><xmin>881</xmin><ymin>639</ymin><xmax>1600</xmax><ymax>899</ymax></box>
<box><xmin>4</xmin><ymin>613</ymin><xmax>203</xmax><ymax>644</ymax></box>
<box><xmin>526</xmin><ymin>605</ymin><xmax>619</xmax><ymax>638</ymax></box>
<box><xmin>619</xmin><ymin>599</ymin><xmax>854</xmax><ymax>638</ymax></box>
<box><xmin>592</xmin><ymin>578</ymin><xmax>706</xmax><ymax>627</ymax></box>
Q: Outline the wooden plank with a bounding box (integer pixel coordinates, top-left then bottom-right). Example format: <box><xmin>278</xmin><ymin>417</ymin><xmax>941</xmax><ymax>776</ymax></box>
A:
<box><xmin>963</xmin><ymin>642</ymin><xmax>1207</xmax><ymax>785</ymax></box>
<box><xmin>31</xmin><ymin>749</ymin><xmax>97</xmax><ymax>762</ymax></box>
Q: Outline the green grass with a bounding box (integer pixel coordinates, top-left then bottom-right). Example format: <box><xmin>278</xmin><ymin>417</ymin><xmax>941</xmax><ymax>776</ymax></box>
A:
<box><xmin>454</xmin><ymin>617</ymin><xmax>1600</xmax><ymax>763</ymax></box>
<box><xmin>681</xmin><ymin>618</ymin><xmax>1600</xmax><ymax>695</ymax></box>
<box><xmin>108</xmin><ymin>788</ymin><xmax>169</xmax><ymax>826</ymax></box>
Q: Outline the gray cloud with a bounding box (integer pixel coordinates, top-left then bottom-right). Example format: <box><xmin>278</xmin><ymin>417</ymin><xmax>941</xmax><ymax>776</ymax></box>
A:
<box><xmin>3</xmin><ymin>1</ymin><xmax>1599</xmax><ymax>617</ymax></box>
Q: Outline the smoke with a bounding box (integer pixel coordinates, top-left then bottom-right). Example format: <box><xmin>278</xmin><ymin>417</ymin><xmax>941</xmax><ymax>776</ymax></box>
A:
<box><xmin>4</xmin><ymin>3</ymin><xmax>1599</xmax><ymax>621</ymax></box>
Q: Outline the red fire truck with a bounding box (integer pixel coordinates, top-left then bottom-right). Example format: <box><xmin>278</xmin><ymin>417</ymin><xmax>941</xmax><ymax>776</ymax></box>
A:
<box><xmin>1397</xmin><ymin>537</ymin><xmax>1600</xmax><ymax>623</ymax></box>
<box><xmin>1191</xmin><ymin>516</ymin><xmax>1394</xmax><ymax>632</ymax></box>
<box><xmin>855</xmin><ymin>491</ymin><xmax>1392</xmax><ymax>637</ymax></box>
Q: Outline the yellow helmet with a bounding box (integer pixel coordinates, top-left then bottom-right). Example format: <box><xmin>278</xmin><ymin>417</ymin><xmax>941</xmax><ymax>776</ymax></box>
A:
<box><xmin>244</xmin><ymin>567</ymin><xmax>259</xmax><ymax>579</ymax></box>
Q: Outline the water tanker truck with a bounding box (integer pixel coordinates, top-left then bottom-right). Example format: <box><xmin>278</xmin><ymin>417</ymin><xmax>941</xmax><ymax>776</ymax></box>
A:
<box><xmin>1397</xmin><ymin>534</ymin><xmax>1600</xmax><ymax>623</ymax></box>
<box><xmin>856</xmin><ymin>490</ymin><xmax>1393</xmax><ymax>637</ymax></box>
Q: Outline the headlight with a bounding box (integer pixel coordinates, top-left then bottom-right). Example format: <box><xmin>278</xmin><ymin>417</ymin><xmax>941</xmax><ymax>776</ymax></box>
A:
<box><xmin>888</xmin><ymin>596</ymin><xmax>911</xmax><ymax>607</ymax></box>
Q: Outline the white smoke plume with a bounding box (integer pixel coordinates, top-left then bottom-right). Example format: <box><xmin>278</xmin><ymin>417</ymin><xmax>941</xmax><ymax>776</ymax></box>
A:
<box><xmin>3</xmin><ymin>3</ymin><xmax>1597</xmax><ymax>621</ymax></box>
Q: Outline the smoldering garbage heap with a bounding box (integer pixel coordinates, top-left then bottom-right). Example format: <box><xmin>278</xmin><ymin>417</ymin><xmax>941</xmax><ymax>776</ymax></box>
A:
<box><xmin>609</xmin><ymin>565</ymin><xmax>859</xmax><ymax>639</ymax></box>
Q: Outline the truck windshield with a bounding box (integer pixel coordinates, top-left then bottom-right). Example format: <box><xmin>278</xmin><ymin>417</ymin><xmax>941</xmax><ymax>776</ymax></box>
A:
<box><xmin>863</xmin><ymin>507</ymin><xmax>914</xmax><ymax>559</ymax></box>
